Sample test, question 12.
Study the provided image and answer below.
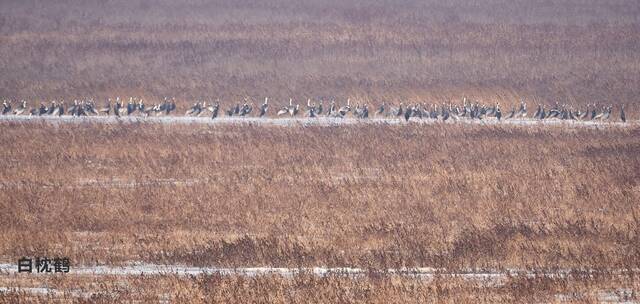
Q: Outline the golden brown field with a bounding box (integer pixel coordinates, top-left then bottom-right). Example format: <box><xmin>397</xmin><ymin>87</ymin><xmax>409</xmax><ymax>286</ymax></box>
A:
<box><xmin>1</xmin><ymin>121</ymin><xmax>639</xmax><ymax>269</ymax></box>
<box><xmin>2</xmin><ymin>0</ymin><xmax>640</xmax><ymax>302</ymax></box>
<box><xmin>0</xmin><ymin>272</ymin><xmax>638</xmax><ymax>303</ymax></box>
<box><xmin>0</xmin><ymin>121</ymin><xmax>639</xmax><ymax>301</ymax></box>
<box><xmin>1</xmin><ymin>0</ymin><xmax>639</xmax><ymax>114</ymax></box>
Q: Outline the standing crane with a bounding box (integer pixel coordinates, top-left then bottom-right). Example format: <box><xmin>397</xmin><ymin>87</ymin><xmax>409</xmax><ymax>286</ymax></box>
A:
<box><xmin>259</xmin><ymin>97</ymin><xmax>269</xmax><ymax>117</ymax></box>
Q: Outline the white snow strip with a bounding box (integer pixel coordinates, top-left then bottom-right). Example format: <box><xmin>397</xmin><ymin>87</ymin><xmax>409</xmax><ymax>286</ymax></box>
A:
<box><xmin>0</xmin><ymin>286</ymin><xmax>96</xmax><ymax>298</ymax></box>
<box><xmin>0</xmin><ymin>173</ymin><xmax>382</xmax><ymax>189</ymax></box>
<box><xmin>0</xmin><ymin>115</ymin><xmax>634</xmax><ymax>129</ymax></box>
<box><xmin>0</xmin><ymin>264</ymin><xmax>636</xmax><ymax>302</ymax></box>
<box><xmin>0</xmin><ymin>263</ymin><xmax>637</xmax><ymax>280</ymax></box>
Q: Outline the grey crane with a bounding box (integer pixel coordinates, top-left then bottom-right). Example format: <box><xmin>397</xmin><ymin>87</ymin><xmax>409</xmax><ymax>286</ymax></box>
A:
<box><xmin>56</xmin><ymin>101</ymin><xmax>65</xmax><ymax>116</ymax></box>
<box><xmin>14</xmin><ymin>101</ymin><xmax>27</xmax><ymax>115</ymax></box>
<box><xmin>441</xmin><ymin>105</ymin><xmax>450</xmax><ymax>121</ymax></box>
<box><xmin>239</xmin><ymin>101</ymin><xmax>253</xmax><ymax>116</ymax></box>
<box><xmin>277</xmin><ymin>98</ymin><xmax>292</xmax><ymax>116</ymax></box>
<box><xmin>485</xmin><ymin>103</ymin><xmax>496</xmax><ymax>116</ymax></box>
<box><xmin>412</xmin><ymin>104</ymin><xmax>423</xmax><ymax>119</ymax></box>
<box><xmin>137</xmin><ymin>99</ymin><xmax>147</xmax><ymax>115</ymax></box>
<box><xmin>460</xmin><ymin>98</ymin><xmax>470</xmax><ymax>117</ymax></box>
<box><xmin>325</xmin><ymin>100</ymin><xmax>336</xmax><ymax>116</ymax></box>
<box><xmin>209</xmin><ymin>103</ymin><xmax>220</xmax><ymax>119</ymax></box>
<box><xmin>403</xmin><ymin>105</ymin><xmax>412</xmax><ymax>121</ymax></box>
<box><xmin>375</xmin><ymin>102</ymin><xmax>385</xmax><ymax>117</ymax></box>
<box><xmin>226</xmin><ymin>104</ymin><xmax>236</xmax><ymax>116</ymax></box>
<box><xmin>46</xmin><ymin>101</ymin><xmax>57</xmax><ymax>115</ymax></box>
<box><xmin>441</xmin><ymin>106</ymin><xmax>451</xmax><ymax>121</ymax></box>
<box><xmin>45</xmin><ymin>101</ymin><xmax>56</xmax><ymax>115</ymax></box>
<box><xmin>290</xmin><ymin>104</ymin><xmax>300</xmax><ymax>116</ymax></box>
<box><xmin>289</xmin><ymin>98</ymin><xmax>300</xmax><ymax>116</ymax></box>
<box><xmin>335</xmin><ymin>98</ymin><xmax>351</xmax><ymax>117</ymax></box>
<box><xmin>515</xmin><ymin>101</ymin><xmax>527</xmax><ymax>118</ymax></box>
<box><xmin>141</xmin><ymin>100</ymin><xmax>158</xmax><ymax>117</ymax></box>
<box><xmin>361</xmin><ymin>104</ymin><xmax>369</xmax><ymax>118</ymax></box>
<box><xmin>37</xmin><ymin>102</ymin><xmax>48</xmax><ymax>116</ymax></box>
<box><xmin>113</xmin><ymin>100</ymin><xmax>120</xmax><ymax>117</ymax></box>
<box><xmin>186</xmin><ymin>102</ymin><xmax>203</xmax><ymax>116</ymax></box>
<box><xmin>390</xmin><ymin>102</ymin><xmax>403</xmax><ymax>117</ymax></box>
<box><xmin>259</xmin><ymin>97</ymin><xmax>269</xmax><ymax>117</ymax></box>
<box><xmin>76</xmin><ymin>101</ymin><xmax>88</xmax><ymax>116</ymax></box>
<box><xmin>85</xmin><ymin>100</ymin><xmax>98</xmax><ymax>115</ymax></box>
<box><xmin>1</xmin><ymin>100</ymin><xmax>11</xmax><ymax>115</ymax></box>
<box><xmin>590</xmin><ymin>106</ymin><xmax>598</xmax><ymax>120</ymax></box>
<box><xmin>126</xmin><ymin>97</ymin><xmax>137</xmax><ymax>115</ymax></box>
<box><xmin>429</xmin><ymin>104</ymin><xmax>439</xmax><ymax>119</ymax></box>
<box><xmin>67</xmin><ymin>100</ymin><xmax>78</xmax><ymax>116</ymax></box>
<box><xmin>505</xmin><ymin>106</ymin><xmax>515</xmax><ymax>119</ymax></box>
<box><xmin>161</xmin><ymin>98</ymin><xmax>176</xmax><ymax>115</ymax></box>
<box><xmin>579</xmin><ymin>104</ymin><xmax>590</xmax><ymax>120</ymax></box>
<box><xmin>602</xmin><ymin>106</ymin><xmax>612</xmax><ymax>120</ymax></box>
<box><xmin>448</xmin><ymin>104</ymin><xmax>460</xmax><ymax>121</ymax></box>
<box><xmin>354</xmin><ymin>103</ymin><xmax>368</xmax><ymax>119</ymax></box>
<box><xmin>99</xmin><ymin>99</ymin><xmax>112</xmax><ymax>115</ymax></box>
<box><xmin>568</xmin><ymin>107</ymin><xmax>577</xmax><ymax>120</ymax></box>
<box><xmin>476</xmin><ymin>104</ymin><xmax>486</xmax><ymax>119</ymax></box>
<box><xmin>156</xmin><ymin>97</ymin><xmax>169</xmax><ymax>115</ymax></box>
<box><xmin>305</xmin><ymin>99</ymin><xmax>317</xmax><ymax>118</ymax></box>
<box><xmin>593</xmin><ymin>106</ymin><xmax>606</xmax><ymax>120</ymax></box>
<box><xmin>114</xmin><ymin>98</ymin><xmax>124</xmax><ymax>117</ymax></box>
<box><xmin>469</xmin><ymin>103</ymin><xmax>478</xmax><ymax>119</ymax></box>
<box><xmin>547</xmin><ymin>104</ymin><xmax>561</xmax><ymax>119</ymax></box>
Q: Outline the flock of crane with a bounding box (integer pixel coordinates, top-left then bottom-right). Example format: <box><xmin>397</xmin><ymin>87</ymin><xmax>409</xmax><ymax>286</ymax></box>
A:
<box><xmin>0</xmin><ymin>97</ymin><xmax>629</xmax><ymax>123</ymax></box>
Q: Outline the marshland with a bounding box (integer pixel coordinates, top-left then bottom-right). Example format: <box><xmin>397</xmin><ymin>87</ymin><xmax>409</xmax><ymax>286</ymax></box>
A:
<box><xmin>1</xmin><ymin>0</ymin><xmax>639</xmax><ymax>302</ymax></box>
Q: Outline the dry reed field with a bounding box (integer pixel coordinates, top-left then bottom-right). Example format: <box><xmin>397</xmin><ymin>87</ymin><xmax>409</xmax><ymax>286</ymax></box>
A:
<box><xmin>2</xmin><ymin>0</ymin><xmax>640</xmax><ymax>302</ymax></box>
<box><xmin>0</xmin><ymin>122</ymin><xmax>639</xmax><ymax>269</ymax></box>
<box><xmin>0</xmin><ymin>272</ymin><xmax>637</xmax><ymax>303</ymax></box>
<box><xmin>0</xmin><ymin>122</ymin><xmax>639</xmax><ymax>302</ymax></box>
<box><xmin>1</xmin><ymin>0</ymin><xmax>639</xmax><ymax>114</ymax></box>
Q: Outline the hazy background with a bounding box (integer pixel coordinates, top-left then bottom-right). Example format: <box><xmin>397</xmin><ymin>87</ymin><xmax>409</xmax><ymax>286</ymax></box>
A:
<box><xmin>1</xmin><ymin>0</ymin><xmax>639</xmax><ymax>109</ymax></box>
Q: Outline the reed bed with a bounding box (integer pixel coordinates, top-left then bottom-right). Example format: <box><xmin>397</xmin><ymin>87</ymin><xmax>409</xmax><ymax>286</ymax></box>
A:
<box><xmin>0</xmin><ymin>272</ymin><xmax>637</xmax><ymax>303</ymax></box>
<box><xmin>1</xmin><ymin>0</ymin><xmax>639</xmax><ymax>115</ymax></box>
<box><xmin>0</xmin><ymin>122</ymin><xmax>638</xmax><ymax>270</ymax></box>
<box><xmin>1</xmin><ymin>1</ymin><xmax>639</xmax><ymax>301</ymax></box>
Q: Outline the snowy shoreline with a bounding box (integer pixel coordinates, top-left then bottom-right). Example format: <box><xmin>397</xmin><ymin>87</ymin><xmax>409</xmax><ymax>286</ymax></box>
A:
<box><xmin>1</xmin><ymin>262</ymin><xmax>637</xmax><ymax>279</ymax></box>
<box><xmin>0</xmin><ymin>115</ymin><xmax>634</xmax><ymax>128</ymax></box>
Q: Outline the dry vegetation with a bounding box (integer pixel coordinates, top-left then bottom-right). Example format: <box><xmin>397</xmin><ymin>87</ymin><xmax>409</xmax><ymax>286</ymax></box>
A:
<box><xmin>1</xmin><ymin>0</ymin><xmax>639</xmax><ymax>115</ymax></box>
<box><xmin>2</xmin><ymin>0</ymin><xmax>640</xmax><ymax>302</ymax></box>
<box><xmin>0</xmin><ymin>121</ymin><xmax>639</xmax><ymax>271</ymax></box>
<box><xmin>0</xmin><ymin>272</ymin><xmax>637</xmax><ymax>303</ymax></box>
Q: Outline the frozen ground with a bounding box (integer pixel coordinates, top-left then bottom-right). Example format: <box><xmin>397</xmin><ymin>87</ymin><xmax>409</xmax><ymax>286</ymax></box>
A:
<box><xmin>1</xmin><ymin>262</ymin><xmax>638</xmax><ymax>280</ymax></box>
<box><xmin>0</xmin><ymin>263</ymin><xmax>637</xmax><ymax>301</ymax></box>
<box><xmin>0</xmin><ymin>115</ymin><xmax>634</xmax><ymax>129</ymax></box>
<box><xmin>0</xmin><ymin>286</ymin><xmax>96</xmax><ymax>299</ymax></box>
<box><xmin>0</xmin><ymin>171</ymin><xmax>386</xmax><ymax>189</ymax></box>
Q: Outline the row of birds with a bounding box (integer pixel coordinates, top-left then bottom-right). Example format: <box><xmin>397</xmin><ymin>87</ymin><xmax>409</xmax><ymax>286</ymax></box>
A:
<box><xmin>0</xmin><ymin>97</ymin><xmax>629</xmax><ymax>122</ymax></box>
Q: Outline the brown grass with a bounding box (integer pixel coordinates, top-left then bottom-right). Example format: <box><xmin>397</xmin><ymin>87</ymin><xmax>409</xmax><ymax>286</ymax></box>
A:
<box><xmin>1</xmin><ymin>0</ymin><xmax>639</xmax><ymax>115</ymax></box>
<box><xmin>0</xmin><ymin>121</ymin><xmax>639</xmax><ymax>270</ymax></box>
<box><xmin>1</xmin><ymin>1</ymin><xmax>640</xmax><ymax>301</ymax></box>
<box><xmin>0</xmin><ymin>272</ymin><xmax>638</xmax><ymax>303</ymax></box>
